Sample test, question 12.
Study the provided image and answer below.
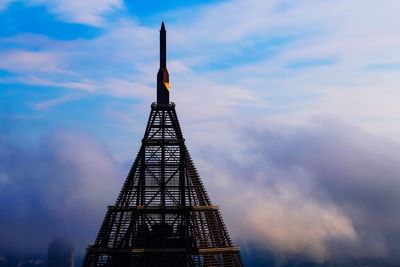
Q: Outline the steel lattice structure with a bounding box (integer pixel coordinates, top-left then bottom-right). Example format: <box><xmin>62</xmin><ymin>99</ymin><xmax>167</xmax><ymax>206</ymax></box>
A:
<box><xmin>83</xmin><ymin>22</ymin><xmax>243</xmax><ymax>267</ymax></box>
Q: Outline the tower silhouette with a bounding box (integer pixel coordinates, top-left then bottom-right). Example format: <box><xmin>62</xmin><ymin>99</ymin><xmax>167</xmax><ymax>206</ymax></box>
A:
<box><xmin>83</xmin><ymin>22</ymin><xmax>243</xmax><ymax>267</ymax></box>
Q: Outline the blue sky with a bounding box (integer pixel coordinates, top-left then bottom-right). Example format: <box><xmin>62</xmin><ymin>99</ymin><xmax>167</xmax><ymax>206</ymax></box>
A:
<box><xmin>1</xmin><ymin>0</ymin><xmax>399</xmax><ymax>156</ymax></box>
<box><xmin>1</xmin><ymin>0</ymin><xmax>400</xmax><ymax>263</ymax></box>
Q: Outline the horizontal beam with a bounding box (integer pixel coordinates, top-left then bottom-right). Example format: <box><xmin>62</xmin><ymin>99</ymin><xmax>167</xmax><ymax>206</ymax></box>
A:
<box><xmin>87</xmin><ymin>246</ymin><xmax>240</xmax><ymax>255</ymax></box>
<box><xmin>198</xmin><ymin>247</ymin><xmax>241</xmax><ymax>254</ymax></box>
<box><xmin>108</xmin><ymin>205</ymin><xmax>219</xmax><ymax>212</ymax></box>
<box><xmin>151</xmin><ymin>102</ymin><xmax>175</xmax><ymax>109</ymax></box>
<box><xmin>142</xmin><ymin>140</ymin><xmax>185</xmax><ymax>145</ymax></box>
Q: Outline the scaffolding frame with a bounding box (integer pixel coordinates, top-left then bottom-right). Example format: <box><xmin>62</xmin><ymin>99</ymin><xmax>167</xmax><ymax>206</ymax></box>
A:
<box><xmin>83</xmin><ymin>103</ymin><xmax>243</xmax><ymax>267</ymax></box>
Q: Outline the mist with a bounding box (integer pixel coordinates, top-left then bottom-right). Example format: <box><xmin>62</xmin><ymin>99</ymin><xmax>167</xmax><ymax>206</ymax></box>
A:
<box><xmin>1</xmin><ymin>118</ymin><xmax>400</xmax><ymax>264</ymax></box>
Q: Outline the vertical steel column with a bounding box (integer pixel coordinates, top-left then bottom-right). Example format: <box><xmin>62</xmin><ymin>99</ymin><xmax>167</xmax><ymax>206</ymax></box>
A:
<box><xmin>161</xmin><ymin>109</ymin><xmax>166</xmax><ymax>224</ymax></box>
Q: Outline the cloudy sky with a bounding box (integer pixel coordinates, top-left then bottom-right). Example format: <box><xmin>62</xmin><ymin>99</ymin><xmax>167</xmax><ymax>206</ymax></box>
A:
<box><xmin>1</xmin><ymin>0</ymin><xmax>400</xmax><ymax>264</ymax></box>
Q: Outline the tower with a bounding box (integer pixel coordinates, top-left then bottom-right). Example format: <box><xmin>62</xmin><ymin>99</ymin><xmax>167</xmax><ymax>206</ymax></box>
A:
<box><xmin>83</xmin><ymin>22</ymin><xmax>243</xmax><ymax>267</ymax></box>
<box><xmin>48</xmin><ymin>238</ymin><xmax>74</xmax><ymax>267</ymax></box>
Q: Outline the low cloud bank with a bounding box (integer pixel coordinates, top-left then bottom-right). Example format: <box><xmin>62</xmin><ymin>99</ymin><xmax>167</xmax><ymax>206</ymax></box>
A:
<box><xmin>1</xmin><ymin>118</ymin><xmax>400</xmax><ymax>263</ymax></box>
<box><xmin>0</xmin><ymin>129</ymin><xmax>122</xmax><ymax>253</ymax></box>
<box><xmin>197</xmin><ymin>118</ymin><xmax>400</xmax><ymax>262</ymax></box>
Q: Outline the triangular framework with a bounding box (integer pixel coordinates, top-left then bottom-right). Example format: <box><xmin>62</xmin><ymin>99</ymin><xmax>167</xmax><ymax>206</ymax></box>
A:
<box><xmin>83</xmin><ymin>21</ymin><xmax>243</xmax><ymax>267</ymax></box>
<box><xmin>83</xmin><ymin>103</ymin><xmax>243</xmax><ymax>266</ymax></box>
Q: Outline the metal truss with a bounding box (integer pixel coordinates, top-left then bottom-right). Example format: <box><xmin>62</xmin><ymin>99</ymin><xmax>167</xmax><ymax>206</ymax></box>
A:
<box><xmin>83</xmin><ymin>103</ymin><xmax>243</xmax><ymax>267</ymax></box>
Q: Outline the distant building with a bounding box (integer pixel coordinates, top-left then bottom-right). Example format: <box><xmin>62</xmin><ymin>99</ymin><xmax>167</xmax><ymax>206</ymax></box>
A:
<box><xmin>47</xmin><ymin>238</ymin><xmax>74</xmax><ymax>267</ymax></box>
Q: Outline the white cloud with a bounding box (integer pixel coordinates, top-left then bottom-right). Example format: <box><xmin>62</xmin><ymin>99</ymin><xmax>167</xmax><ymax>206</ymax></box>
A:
<box><xmin>40</xmin><ymin>0</ymin><xmax>123</xmax><ymax>26</ymax></box>
<box><xmin>168</xmin><ymin>60</ymin><xmax>192</xmax><ymax>74</ymax></box>
<box><xmin>0</xmin><ymin>50</ymin><xmax>65</xmax><ymax>72</ymax></box>
<box><xmin>164</xmin><ymin>0</ymin><xmax>400</xmax><ymax>139</ymax></box>
<box><xmin>32</xmin><ymin>94</ymin><xmax>77</xmax><ymax>110</ymax></box>
<box><xmin>193</xmin><ymin>117</ymin><xmax>400</xmax><ymax>260</ymax></box>
<box><xmin>229</xmin><ymin>181</ymin><xmax>357</xmax><ymax>261</ymax></box>
<box><xmin>0</xmin><ymin>129</ymin><xmax>122</xmax><ymax>252</ymax></box>
<box><xmin>1</xmin><ymin>0</ymin><xmax>400</xmax><ymax>140</ymax></box>
<box><xmin>0</xmin><ymin>0</ymin><xmax>123</xmax><ymax>26</ymax></box>
<box><xmin>0</xmin><ymin>0</ymin><xmax>13</xmax><ymax>10</ymax></box>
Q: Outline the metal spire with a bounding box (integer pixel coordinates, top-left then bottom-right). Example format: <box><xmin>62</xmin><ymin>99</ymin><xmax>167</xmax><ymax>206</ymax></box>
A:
<box><xmin>160</xmin><ymin>21</ymin><xmax>166</xmax><ymax>67</ymax></box>
<box><xmin>157</xmin><ymin>21</ymin><xmax>169</xmax><ymax>104</ymax></box>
